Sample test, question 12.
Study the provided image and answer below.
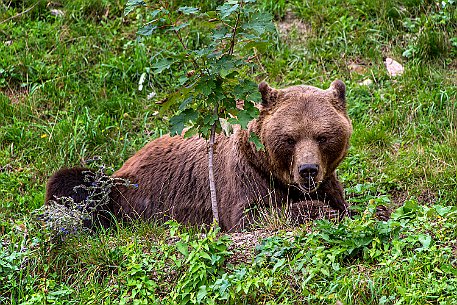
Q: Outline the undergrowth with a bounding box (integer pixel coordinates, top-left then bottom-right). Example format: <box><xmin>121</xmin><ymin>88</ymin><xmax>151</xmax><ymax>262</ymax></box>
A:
<box><xmin>1</xmin><ymin>0</ymin><xmax>456</xmax><ymax>304</ymax></box>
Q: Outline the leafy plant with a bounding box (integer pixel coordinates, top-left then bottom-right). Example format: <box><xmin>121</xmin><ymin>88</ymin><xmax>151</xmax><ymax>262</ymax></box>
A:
<box><xmin>118</xmin><ymin>245</ymin><xmax>161</xmax><ymax>305</ymax></box>
<box><xmin>0</xmin><ymin>238</ymin><xmax>27</xmax><ymax>302</ymax></box>
<box><xmin>115</xmin><ymin>221</ymin><xmax>232</xmax><ymax>305</ymax></box>
<box><xmin>168</xmin><ymin>222</ymin><xmax>231</xmax><ymax>304</ymax></box>
<box><xmin>401</xmin><ymin>0</ymin><xmax>456</xmax><ymax>60</ymax></box>
<box><xmin>124</xmin><ymin>0</ymin><xmax>275</xmax><ymax>224</ymax></box>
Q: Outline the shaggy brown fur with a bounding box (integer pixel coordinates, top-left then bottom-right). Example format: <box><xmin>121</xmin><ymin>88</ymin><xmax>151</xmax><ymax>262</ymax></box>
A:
<box><xmin>45</xmin><ymin>80</ymin><xmax>353</xmax><ymax>231</ymax></box>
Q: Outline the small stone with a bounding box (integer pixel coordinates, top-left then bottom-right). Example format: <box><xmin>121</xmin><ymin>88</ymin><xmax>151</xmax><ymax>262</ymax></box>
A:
<box><xmin>147</xmin><ymin>91</ymin><xmax>156</xmax><ymax>100</ymax></box>
<box><xmin>384</xmin><ymin>57</ymin><xmax>404</xmax><ymax>77</ymax></box>
<box><xmin>50</xmin><ymin>9</ymin><xmax>65</xmax><ymax>17</ymax></box>
<box><xmin>359</xmin><ymin>79</ymin><xmax>373</xmax><ymax>86</ymax></box>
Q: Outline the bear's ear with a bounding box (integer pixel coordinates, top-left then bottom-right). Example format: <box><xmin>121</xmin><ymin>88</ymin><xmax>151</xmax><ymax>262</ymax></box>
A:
<box><xmin>258</xmin><ymin>81</ymin><xmax>279</xmax><ymax>108</ymax></box>
<box><xmin>329</xmin><ymin>80</ymin><xmax>346</xmax><ymax>110</ymax></box>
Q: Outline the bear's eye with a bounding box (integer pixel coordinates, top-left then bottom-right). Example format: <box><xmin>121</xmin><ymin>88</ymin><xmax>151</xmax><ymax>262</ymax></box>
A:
<box><xmin>285</xmin><ymin>137</ymin><xmax>296</xmax><ymax>145</ymax></box>
<box><xmin>316</xmin><ymin>136</ymin><xmax>328</xmax><ymax>144</ymax></box>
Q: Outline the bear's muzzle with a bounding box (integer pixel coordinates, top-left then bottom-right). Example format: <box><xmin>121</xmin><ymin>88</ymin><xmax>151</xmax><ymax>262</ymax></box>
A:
<box><xmin>298</xmin><ymin>163</ymin><xmax>321</xmax><ymax>193</ymax></box>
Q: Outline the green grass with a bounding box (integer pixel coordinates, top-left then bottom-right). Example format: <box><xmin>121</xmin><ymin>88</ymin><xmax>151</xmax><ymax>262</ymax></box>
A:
<box><xmin>1</xmin><ymin>0</ymin><xmax>456</xmax><ymax>304</ymax></box>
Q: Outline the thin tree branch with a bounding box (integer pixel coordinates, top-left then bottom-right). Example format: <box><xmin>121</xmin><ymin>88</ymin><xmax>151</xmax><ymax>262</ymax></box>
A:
<box><xmin>208</xmin><ymin>103</ymin><xmax>220</xmax><ymax>225</ymax></box>
<box><xmin>228</xmin><ymin>0</ymin><xmax>243</xmax><ymax>56</ymax></box>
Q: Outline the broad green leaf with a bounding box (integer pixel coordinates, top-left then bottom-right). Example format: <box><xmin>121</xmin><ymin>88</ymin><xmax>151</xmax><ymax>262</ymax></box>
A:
<box><xmin>137</xmin><ymin>24</ymin><xmax>157</xmax><ymax>36</ymax></box>
<box><xmin>178</xmin><ymin>6</ymin><xmax>199</xmax><ymax>15</ymax></box>
<box><xmin>195</xmin><ymin>78</ymin><xmax>215</xmax><ymax>96</ymax></box>
<box><xmin>217</xmin><ymin>3</ymin><xmax>239</xmax><ymax>19</ymax></box>
<box><xmin>179</xmin><ymin>96</ymin><xmax>193</xmax><ymax>110</ymax></box>
<box><xmin>170</xmin><ymin>109</ymin><xmax>198</xmax><ymax>135</ymax></box>
<box><xmin>228</xmin><ymin>110</ymin><xmax>250</xmax><ymax>129</ymax></box>
<box><xmin>216</xmin><ymin>278</ymin><xmax>230</xmax><ymax>296</ymax></box>
<box><xmin>213</xmin><ymin>55</ymin><xmax>241</xmax><ymax>78</ymax></box>
<box><xmin>150</xmin><ymin>8</ymin><xmax>167</xmax><ymax>18</ymax></box>
<box><xmin>196</xmin><ymin>285</ymin><xmax>207</xmax><ymax>303</ymax></box>
<box><xmin>200</xmin><ymin>251</ymin><xmax>211</xmax><ymax>260</ymax></box>
<box><xmin>151</xmin><ymin>58</ymin><xmax>174</xmax><ymax>73</ymax></box>
<box><xmin>434</xmin><ymin>205</ymin><xmax>457</xmax><ymax>216</ymax></box>
<box><xmin>167</xmin><ymin>22</ymin><xmax>189</xmax><ymax>32</ymax></box>
<box><xmin>233</xmin><ymin>79</ymin><xmax>259</xmax><ymax>101</ymax></box>
<box><xmin>272</xmin><ymin>258</ymin><xmax>285</xmax><ymax>273</ymax></box>
<box><xmin>247</xmin><ymin>90</ymin><xmax>262</xmax><ymax>103</ymax></box>
<box><xmin>391</xmin><ymin>199</ymin><xmax>421</xmax><ymax>220</ymax></box>
<box><xmin>203</xmin><ymin>113</ymin><xmax>218</xmax><ymax>125</ymax></box>
<box><xmin>212</xmin><ymin>83</ymin><xmax>226</xmax><ymax>102</ymax></box>
<box><xmin>176</xmin><ymin>241</ymin><xmax>189</xmax><ymax>257</ymax></box>
<box><xmin>159</xmin><ymin>87</ymin><xmax>191</xmax><ymax>114</ymax></box>
<box><xmin>242</xmin><ymin>40</ymin><xmax>270</xmax><ymax>52</ymax></box>
<box><xmin>417</xmin><ymin>234</ymin><xmax>432</xmax><ymax>250</ymax></box>
<box><xmin>242</xmin><ymin>12</ymin><xmax>275</xmax><ymax>35</ymax></box>
<box><xmin>193</xmin><ymin>46</ymin><xmax>217</xmax><ymax>57</ymax></box>
<box><xmin>183</xmin><ymin>127</ymin><xmax>198</xmax><ymax>138</ymax></box>
<box><xmin>320</xmin><ymin>266</ymin><xmax>330</xmax><ymax>277</ymax></box>
<box><xmin>124</xmin><ymin>0</ymin><xmax>145</xmax><ymax>16</ymax></box>
<box><xmin>212</xmin><ymin>27</ymin><xmax>230</xmax><ymax>41</ymax></box>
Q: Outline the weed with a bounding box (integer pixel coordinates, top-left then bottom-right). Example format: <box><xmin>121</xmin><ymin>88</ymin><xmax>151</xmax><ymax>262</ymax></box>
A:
<box><xmin>35</xmin><ymin>161</ymin><xmax>136</xmax><ymax>239</ymax></box>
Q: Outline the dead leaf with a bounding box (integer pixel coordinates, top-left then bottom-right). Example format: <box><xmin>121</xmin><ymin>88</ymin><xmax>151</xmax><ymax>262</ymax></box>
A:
<box><xmin>348</xmin><ymin>63</ymin><xmax>367</xmax><ymax>74</ymax></box>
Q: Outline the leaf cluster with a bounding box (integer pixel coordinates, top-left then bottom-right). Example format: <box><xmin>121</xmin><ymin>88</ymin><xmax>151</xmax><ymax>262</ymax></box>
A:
<box><xmin>115</xmin><ymin>222</ymin><xmax>232</xmax><ymax>305</ymax></box>
<box><xmin>252</xmin><ymin>200</ymin><xmax>457</xmax><ymax>302</ymax></box>
<box><xmin>124</xmin><ymin>0</ymin><xmax>275</xmax><ymax>138</ymax></box>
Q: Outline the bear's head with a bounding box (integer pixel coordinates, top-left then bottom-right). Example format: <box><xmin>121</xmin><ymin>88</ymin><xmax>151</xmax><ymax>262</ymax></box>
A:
<box><xmin>255</xmin><ymin>80</ymin><xmax>352</xmax><ymax>193</ymax></box>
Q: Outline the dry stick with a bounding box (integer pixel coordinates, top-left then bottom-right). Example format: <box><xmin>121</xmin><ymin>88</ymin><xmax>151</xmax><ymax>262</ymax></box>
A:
<box><xmin>208</xmin><ymin>104</ymin><xmax>220</xmax><ymax>224</ymax></box>
<box><xmin>0</xmin><ymin>3</ymin><xmax>38</xmax><ymax>25</ymax></box>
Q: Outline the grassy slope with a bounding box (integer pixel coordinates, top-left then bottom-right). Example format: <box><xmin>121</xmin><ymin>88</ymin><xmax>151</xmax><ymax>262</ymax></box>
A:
<box><xmin>1</xmin><ymin>0</ymin><xmax>456</xmax><ymax>304</ymax></box>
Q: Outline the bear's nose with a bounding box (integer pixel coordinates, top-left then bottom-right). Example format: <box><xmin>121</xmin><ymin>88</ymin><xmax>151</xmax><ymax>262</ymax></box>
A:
<box><xmin>298</xmin><ymin>164</ymin><xmax>319</xmax><ymax>179</ymax></box>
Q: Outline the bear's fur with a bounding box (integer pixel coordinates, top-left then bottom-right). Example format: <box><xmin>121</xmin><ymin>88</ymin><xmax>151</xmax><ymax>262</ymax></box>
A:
<box><xmin>45</xmin><ymin>80</ymin><xmax>353</xmax><ymax>231</ymax></box>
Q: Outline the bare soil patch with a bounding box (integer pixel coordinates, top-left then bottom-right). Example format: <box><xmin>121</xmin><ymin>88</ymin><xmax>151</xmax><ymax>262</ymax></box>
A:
<box><xmin>391</xmin><ymin>189</ymin><xmax>437</xmax><ymax>208</ymax></box>
<box><xmin>1</xmin><ymin>86</ymin><xmax>29</xmax><ymax>104</ymax></box>
<box><xmin>227</xmin><ymin>229</ymin><xmax>274</xmax><ymax>264</ymax></box>
<box><xmin>277</xmin><ymin>10</ymin><xmax>311</xmax><ymax>44</ymax></box>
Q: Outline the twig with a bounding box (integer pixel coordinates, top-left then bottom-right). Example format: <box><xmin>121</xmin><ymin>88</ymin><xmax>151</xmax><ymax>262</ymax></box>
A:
<box><xmin>228</xmin><ymin>0</ymin><xmax>243</xmax><ymax>56</ymax></box>
<box><xmin>171</xmin><ymin>23</ymin><xmax>204</xmax><ymax>77</ymax></box>
<box><xmin>0</xmin><ymin>2</ymin><xmax>38</xmax><ymax>25</ymax></box>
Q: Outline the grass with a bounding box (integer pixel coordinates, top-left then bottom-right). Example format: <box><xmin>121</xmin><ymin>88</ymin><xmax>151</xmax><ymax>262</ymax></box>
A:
<box><xmin>1</xmin><ymin>0</ymin><xmax>456</xmax><ymax>304</ymax></box>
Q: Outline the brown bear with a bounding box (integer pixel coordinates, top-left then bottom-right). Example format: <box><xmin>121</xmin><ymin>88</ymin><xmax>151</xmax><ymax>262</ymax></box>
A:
<box><xmin>45</xmin><ymin>80</ymin><xmax>353</xmax><ymax>231</ymax></box>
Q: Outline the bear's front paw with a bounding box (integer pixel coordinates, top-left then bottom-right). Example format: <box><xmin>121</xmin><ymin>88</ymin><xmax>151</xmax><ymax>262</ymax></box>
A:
<box><xmin>374</xmin><ymin>205</ymin><xmax>391</xmax><ymax>221</ymax></box>
<box><xmin>289</xmin><ymin>200</ymin><xmax>342</xmax><ymax>224</ymax></box>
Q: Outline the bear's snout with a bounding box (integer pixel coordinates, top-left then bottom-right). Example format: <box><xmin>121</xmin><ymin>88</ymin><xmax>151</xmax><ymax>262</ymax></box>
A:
<box><xmin>297</xmin><ymin>163</ymin><xmax>321</xmax><ymax>193</ymax></box>
<box><xmin>298</xmin><ymin>163</ymin><xmax>319</xmax><ymax>179</ymax></box>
